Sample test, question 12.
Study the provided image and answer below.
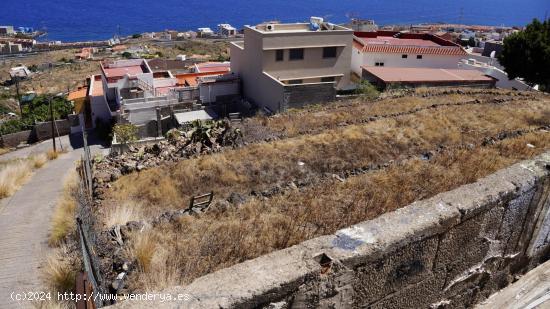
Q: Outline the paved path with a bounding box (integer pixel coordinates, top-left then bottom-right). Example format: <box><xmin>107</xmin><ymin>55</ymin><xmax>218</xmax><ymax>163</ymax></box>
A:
<box><xmin>0</xmin><ymin>135</ymin><xmax>107</xmax><ymax>308</ymax></box>
<box><xmin>477</xmin><ymin>259</ymin><xmax>550</xmax><ymax>309</ymax></box>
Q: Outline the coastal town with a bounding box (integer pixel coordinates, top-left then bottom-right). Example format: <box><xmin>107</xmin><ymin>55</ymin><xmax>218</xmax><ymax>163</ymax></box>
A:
<box><xmin>0</xmin><ymin>13</ymin><xmax>549</xmax><ymax>309</ymax></box>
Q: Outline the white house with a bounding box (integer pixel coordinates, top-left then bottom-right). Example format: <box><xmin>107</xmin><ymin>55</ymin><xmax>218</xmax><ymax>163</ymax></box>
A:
<box><xmin>352</xmin><ymin>31</ymin><xmax>468</xmax><ymax>77</ymax></box>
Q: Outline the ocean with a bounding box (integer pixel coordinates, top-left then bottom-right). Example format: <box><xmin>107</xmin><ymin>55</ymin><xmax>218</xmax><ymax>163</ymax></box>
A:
<box><xmin>1</xmin><ymin>0</ymin><xmax>549</xmax><ymax>42</ymax></box>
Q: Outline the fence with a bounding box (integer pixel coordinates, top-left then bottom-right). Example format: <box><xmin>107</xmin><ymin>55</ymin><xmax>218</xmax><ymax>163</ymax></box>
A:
<box><xmin>75</xmin><ymin>130</ymin><xmax>104</xmax><ymax>308</ymax></box>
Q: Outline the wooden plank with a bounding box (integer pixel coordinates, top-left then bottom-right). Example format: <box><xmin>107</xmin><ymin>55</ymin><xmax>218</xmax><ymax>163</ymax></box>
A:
<box><xmin>476</xmin><ymin>260</ymin><xmax>550</xmax><ymax>309</ymax></box>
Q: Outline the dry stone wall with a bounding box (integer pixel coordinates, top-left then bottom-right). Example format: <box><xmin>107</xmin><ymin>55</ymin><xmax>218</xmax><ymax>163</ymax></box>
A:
<box><xmin>113</xmin><ymin>152</ymin><xmax>550</xmax><ymax>309</ymax></box>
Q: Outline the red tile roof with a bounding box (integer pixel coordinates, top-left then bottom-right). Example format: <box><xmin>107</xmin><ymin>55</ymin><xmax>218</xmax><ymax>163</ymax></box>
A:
<box><xmin>195</xmin><ymin>62</ymin><xmax>230</xmax><ymax>73</ymax></box>
<box><xmin>362</xmin><ymin>66</ymin><xmax>494</xmax><ymax>83</ymax></box>
<box><xmin>355</xmin><ymin>38</ymin><xmax>466</xmax><ymax>56</ymax></box>
<box><xmin>354</xmin><ymin>31</ymin><xmax>467</xmax><ymax>56</ymax></box>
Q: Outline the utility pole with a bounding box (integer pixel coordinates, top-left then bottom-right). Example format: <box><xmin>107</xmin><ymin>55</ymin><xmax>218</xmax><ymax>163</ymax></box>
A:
<box><xmin>14</xmin><ymin>76</ymin><xmax>23</xmax><ymax>116</ymax></box>
<box><xmin>49</xmin><ymin>95</ymin><xmax>56</xmax><ymax>152</ymax></box>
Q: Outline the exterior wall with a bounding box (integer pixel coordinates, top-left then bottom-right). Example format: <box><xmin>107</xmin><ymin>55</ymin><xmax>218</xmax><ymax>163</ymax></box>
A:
<box><xmin>260</xmin><ymin>30</ymin><xmax>352</xmax><ymax>88</ymax></box>
<box><xmin>457</xmin><ymin>62</ymin><xmax>533</xmax><ymax>91</ymax></box>
<box><xmin>34</xmin><ymin>119</ymin><xmax>71</xmax><ymax>140</ymax></box>
<box><xmin>351</xmin><ymin>49</ymin><xmax>464</xmax><ymax>75</ymax></box>
<box><xmin>114</xmin><ymin>152</ymin><xmax>550</xmax><ymax>308</ymax></box>
<box><xmin>199</xmin><ymin>80</ymin><xmax>240</xmax><ymax>104</ymax></box>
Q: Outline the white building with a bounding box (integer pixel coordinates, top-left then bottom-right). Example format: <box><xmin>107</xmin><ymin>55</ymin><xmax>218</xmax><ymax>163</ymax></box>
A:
<box><xmin>352</xmin><ymin>31</ymin><xmax>468</xmax><ymax>77</ymax></box>
<box><xmin>218</xmin><ymin>24</ymin><xmax>237</xmax><ymax>37</ymax></box>
<box><xmin>197</xmin><ymin>28</ymin><xmax>215</xmax><ymax>37</ymax></box>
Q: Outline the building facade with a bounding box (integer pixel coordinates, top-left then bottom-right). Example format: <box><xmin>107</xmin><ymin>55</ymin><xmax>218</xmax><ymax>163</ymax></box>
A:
<box><xmin>230</xmin><ymin>20</ymin><xmax>353</xmax><ymax>112</ymax></box>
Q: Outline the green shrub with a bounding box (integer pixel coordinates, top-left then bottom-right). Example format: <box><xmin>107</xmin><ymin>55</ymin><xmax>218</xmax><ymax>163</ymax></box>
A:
<box><xmin>355</xmin><ymin>80</ymin><xmax>380</xmax><ymax>99</ymax></box>
<box><xmin>113</xmin><ymin>123</ymin><xmax>138</xmax><ymax>144</ymax></box>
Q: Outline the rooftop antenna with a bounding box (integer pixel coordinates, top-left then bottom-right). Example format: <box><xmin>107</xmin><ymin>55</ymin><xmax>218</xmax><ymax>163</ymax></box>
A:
<box><xmin>458</xmin><ymin>7</ymin><xmax>464</xmax><ymax>25</ymax></box>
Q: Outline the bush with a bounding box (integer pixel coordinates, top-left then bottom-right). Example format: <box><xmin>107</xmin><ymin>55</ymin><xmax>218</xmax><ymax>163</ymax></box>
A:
<box><xmin>122</xmin><ymin>52</ymin><xmax>133</xmax><ymax>59</ymax></box>
<box><xmin>355</xmin><ymin>80</ymin><xmax>380</xmax><ymax>99</ymax></box>
<box><xmin>0</xmin><ymin>118</ymin><xmax>32</xmax><ymax>135</ymax></box>
<box><xmin>113</xmin><ymin>123</ymin><xmax>138</xmax><ymax>144</ymax></box>
<box><xmin>132</xmin><ymin>33</ymin><xmax>142</xmax><ymax>39</ymax></box>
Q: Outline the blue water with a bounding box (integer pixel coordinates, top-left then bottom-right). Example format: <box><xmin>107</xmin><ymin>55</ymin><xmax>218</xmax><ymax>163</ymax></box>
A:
<box><xmin>1</xmin><ymin>0</ymin><xmax>549</xmax><ymax>42</ymax></box>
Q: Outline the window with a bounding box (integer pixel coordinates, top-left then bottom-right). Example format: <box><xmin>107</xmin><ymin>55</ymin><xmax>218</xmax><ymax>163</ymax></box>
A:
<box><xmin>288</xmin><ymin>79</ymin><xmax>303</xmax><ymax>85</ymax></box>
<box><xmin>289</xmin><ymin>48</ymin><xmax>304</xmax><ymax>60</ymax></box>
<box><xmin>321</xmin><ymin>76</ymin><xmax>336</xmax><ymax>83</ymax></box>
<box><xmin>275</xmin><ymin>49</ymin><xmax>284</xmax><ymax>61</ymax></box>
<box><xmin>323</xmin><ymin>47</ymin><xmax>337</xmax><ymax>58</ymax></box>
<box><xmin>417</xmin><ymin>55</ymin><xmax>423</xmax><ymax>59</ymax></box>
<box><xmin>375</xmin><ymin>62</ymin><xmax>384</xmax><ymax>67</ymax></box>
<box><xmin>402</xmin><ymin>54</ymin><xmax>408</xmax><ymax>58</ymax></box>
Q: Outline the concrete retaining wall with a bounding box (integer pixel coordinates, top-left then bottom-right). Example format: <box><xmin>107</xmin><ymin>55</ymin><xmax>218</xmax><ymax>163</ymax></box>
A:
<box><xmin>34</xmin><ymin>119</ymin><xmax>71</xmax><ymax>140</ymax></box>
<box><xmin>114</xmin><ymin>153</ymin><xmax>550</xmax><ymax>308</ymax></box>
<box><xmin>0</xmin><ymin>130</ymin><xmax>35</xmax><ymax>148</ymax></box>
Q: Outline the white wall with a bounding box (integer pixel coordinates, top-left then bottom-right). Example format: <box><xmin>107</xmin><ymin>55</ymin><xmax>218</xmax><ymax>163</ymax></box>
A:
<box><xmin>351</xmin><ymin>48</ymin><xmax>465</xmax><ymax>75</ymax></box>
<box><xmin>457</xmin><ymin>62</ymin><xmax>533</xmax><ymax>91</ymax></box>
<box><xmin>199</xmin><ymin>81</ymin><xmax>240</xmax><ymax>103</ymax></box>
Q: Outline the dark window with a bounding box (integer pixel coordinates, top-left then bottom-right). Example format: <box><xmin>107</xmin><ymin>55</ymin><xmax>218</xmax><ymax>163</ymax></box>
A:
<box><xmin>375</xmin><ymin>62</ymin><xmax>384</xmax><ymax>67</ymax></box>
<box><xmin>417</xmin><ymin>55</ymin><xmax>423</xmax><ymax>59</ymax></box>
<box><xmin>289</xmin><ymin>48</ymin><xmax>304</xmax><ymax>60</ymax></box>
<box><xmin>321</xmin><ymin>76</ymin><xmax>336</xmax><ymax>82</ymax></box>
<box><xmin>288</xmin><ymin>79</ymin><xmax>303</xmax><ymax>85</ymax></box>
<box><xmin>402</xmin><ymin>54</ymin><xmax>408</xmax><ymax>58</ymax></box>
<box><xmin>275</xmin><ymin>49</ymin><xmax>284</xmax><ymax>61</ymax></box>
<box><xmin>323</xmin><ymin>47</ymin><xmax>337</xmax><ymax>58</ymax></box>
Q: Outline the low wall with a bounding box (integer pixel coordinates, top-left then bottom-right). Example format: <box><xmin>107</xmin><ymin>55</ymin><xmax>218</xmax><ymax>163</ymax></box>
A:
<box><xmin>34</xmin><ymin>119</ymin><xmax>71</xmax><ymax>140</ymax></box>
<box><xmin>0</xmin><ymin>130</ymin><xmax>34</xmax><ymax>148</ymax></box>
<box><xmin>283</xmin><ymin>83</ymin><xmax>336</xmax><ymax>110</ymax></box>
<box><xmin>114</xmin><ymin>152</ymin><xmax>550</xmax><ymax>308</ymax></box>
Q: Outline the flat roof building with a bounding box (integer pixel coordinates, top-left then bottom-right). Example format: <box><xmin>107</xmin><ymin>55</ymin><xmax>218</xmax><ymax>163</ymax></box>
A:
<box><xmin>230</xmin><ymin>18</ymin><xmax>353</xmax><ymax>112</ymax></box>
<box><xmin>362</xmin><ymin>66</ymin><xmax>496</xmax><ymax>89</ymax></box>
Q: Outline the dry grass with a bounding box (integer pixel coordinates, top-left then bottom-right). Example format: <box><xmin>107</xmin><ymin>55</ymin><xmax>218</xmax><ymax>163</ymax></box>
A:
<box><xmin>124</xmin><ymin>132</ymin><xmax>550</xmax><ymax>290</ymax></box>
<box><xmin>103</xmin><ymin>201</ymin><xmax>143</xmax><ymax>228</ymax></box>
<box><xmin>49</xmin><ymin>171</ymin><xmax>79</xmax><ymax>246</ymax></box>
<box><xmin>47</xmin><ymin>150</ymin><xmax>60</xmax><ymax>160</ymax></box>
<box><xmin>0</xmin><ymin>160</ymin><xmax>33</xmax><ymax>198</ymax></box>
<box><xmin>101</xmin><ymin>91</ymin><xmax>550</xmax><ymax>292</ymax></box>
<box><xmin>109</xmin><ymin>99</ymin><xmax>549</xmax><ymax>218</ymax></box>
<box><xmin>32</xmin><ymin>153</ymin><xmax>48</xmax><ymax>169</ymax></box>
<box><xmin>0</xmin><ymin>150</ymin><xmax>61</xmax><ymax>200</ymax></box>
<box><xmin>41</xmin><ymin>245</ymin><xmax>78</xmax><ymax>295</ymax></box>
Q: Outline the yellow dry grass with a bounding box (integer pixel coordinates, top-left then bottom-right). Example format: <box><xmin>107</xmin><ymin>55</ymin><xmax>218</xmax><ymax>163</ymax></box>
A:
<box><xmin>0</xmin><ymin>149</ymin><xmax>62</xmax><ymax>199</ymax></box>
<box><xmin>103</xmin><ymin>91</ymin><xmax>550</xmax><ymax>292</ymax></box>
<box><xmin>103</xmin><ymin>201</ymin><xmax>143</xmax><ymax>228</ymax></box>
<box><xmin>49</xmin><ymin>171</ymin><xmax>79</xmax><ymax>246</ymax></box>
<box><xmin>47</xmin><ymin>150</ymin><xmax>60</xmax><ymax>160</ymax></box>
<box><xmin>110</xmin><ymin>99</ymin><xmax>549</xmax><ymax>218</ymax></box>
<box><xmin>0</xmin><ymin>160</ymin><xmax>33</xmax><ymax>198</ymax></box>
<box><xmin>41</xmin><ymin>245</ymin><xmax>77</xmax><ymax>295</ymax></box>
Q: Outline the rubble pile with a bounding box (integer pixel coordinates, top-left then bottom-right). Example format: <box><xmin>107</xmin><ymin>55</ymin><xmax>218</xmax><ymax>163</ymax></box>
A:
<box><xmin>93</xmin><ymin>120</ymin><xmax>242</xmax><ymax>199</ymax></box>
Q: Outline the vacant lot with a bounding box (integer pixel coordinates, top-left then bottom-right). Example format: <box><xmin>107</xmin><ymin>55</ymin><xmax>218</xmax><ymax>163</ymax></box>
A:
<box><xmin>97</xmin><ymin>89</ymin><xmax>550</xmax><ymax>292</ymax></box>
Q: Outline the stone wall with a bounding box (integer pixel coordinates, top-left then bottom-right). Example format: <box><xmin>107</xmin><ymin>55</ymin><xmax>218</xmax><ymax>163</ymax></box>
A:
<box><xmin>282</xmin><ymin>83</ymin><xmax>336</xmax><ymax>110</ymax></box>
<box><xmin>113</xmin><ymin>153</ymin><xmax>550</xmax><ymax>309</ymax></box>
<box><xmin>0</xmin><ymin>130</ymin><xmax>35</xmax><ymax>148</ymax></box>
<box><xmin>34</xmin><ymin>119</ymin><xmax>71</xmax><ymax>141</ymax></box>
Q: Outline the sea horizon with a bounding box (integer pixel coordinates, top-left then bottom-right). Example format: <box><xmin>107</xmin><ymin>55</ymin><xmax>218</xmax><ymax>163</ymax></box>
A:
<box><xmin>2</xmin><ymin>0</ymin><xmax>549</xmax><ymax>42</ymax></box>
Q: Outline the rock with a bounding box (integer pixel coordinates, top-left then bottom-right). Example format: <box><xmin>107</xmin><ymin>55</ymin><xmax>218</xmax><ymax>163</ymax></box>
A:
<box><xmin>527</xmin><ymin>143</ymin><xmax>536</xmax><ymax>148</ymax></box>
<box><xmin>136</xmin><ymin>164</ymin><xmax>145</xmax><ymax>171</ymax></box>
<box><xmin>227</xmin><ymin>192</ymin><xmax>247</xmax><ymax>206</ymax></box>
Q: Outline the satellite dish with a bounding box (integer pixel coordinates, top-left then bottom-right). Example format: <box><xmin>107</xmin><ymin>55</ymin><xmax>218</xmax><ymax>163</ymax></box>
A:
<box><xmin>490</xmin><ymin>50</ymin><xmax>496</xmax><ymax>58</ymax></box>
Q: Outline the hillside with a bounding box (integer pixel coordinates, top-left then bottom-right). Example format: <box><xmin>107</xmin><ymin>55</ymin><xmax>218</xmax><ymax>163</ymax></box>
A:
<box><xmin>93</xmin><ymin>88</ymin><xmax>550</xmax><ymax>293</ymax></box>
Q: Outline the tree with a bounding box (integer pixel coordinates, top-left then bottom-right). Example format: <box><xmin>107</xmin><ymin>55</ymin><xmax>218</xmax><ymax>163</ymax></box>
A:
<box><xmin>499</xmin><ymin>18</ymin><xmax>550</xmax><ymax>91</ymax></box>
<box><xmin>113</xmin><ymin>123</ymin><xmax>138</xmax><ymax>144</ymax></box>
<box><xmin>468</xmin><ymin>37</ymin><xmax>476</xmax><ymax>47</ymax></box>
<box><xmin>121</xmin><ymin>52</ymin><xmax>133</xmax><ymax>59</ymax></box>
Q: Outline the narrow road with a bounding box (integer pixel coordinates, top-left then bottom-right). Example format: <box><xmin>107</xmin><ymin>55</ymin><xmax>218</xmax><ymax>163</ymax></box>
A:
<box><xmin>0</xmin><ymin>135</ymin><xmax>106</xmax><ymax>308</ymax></box>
